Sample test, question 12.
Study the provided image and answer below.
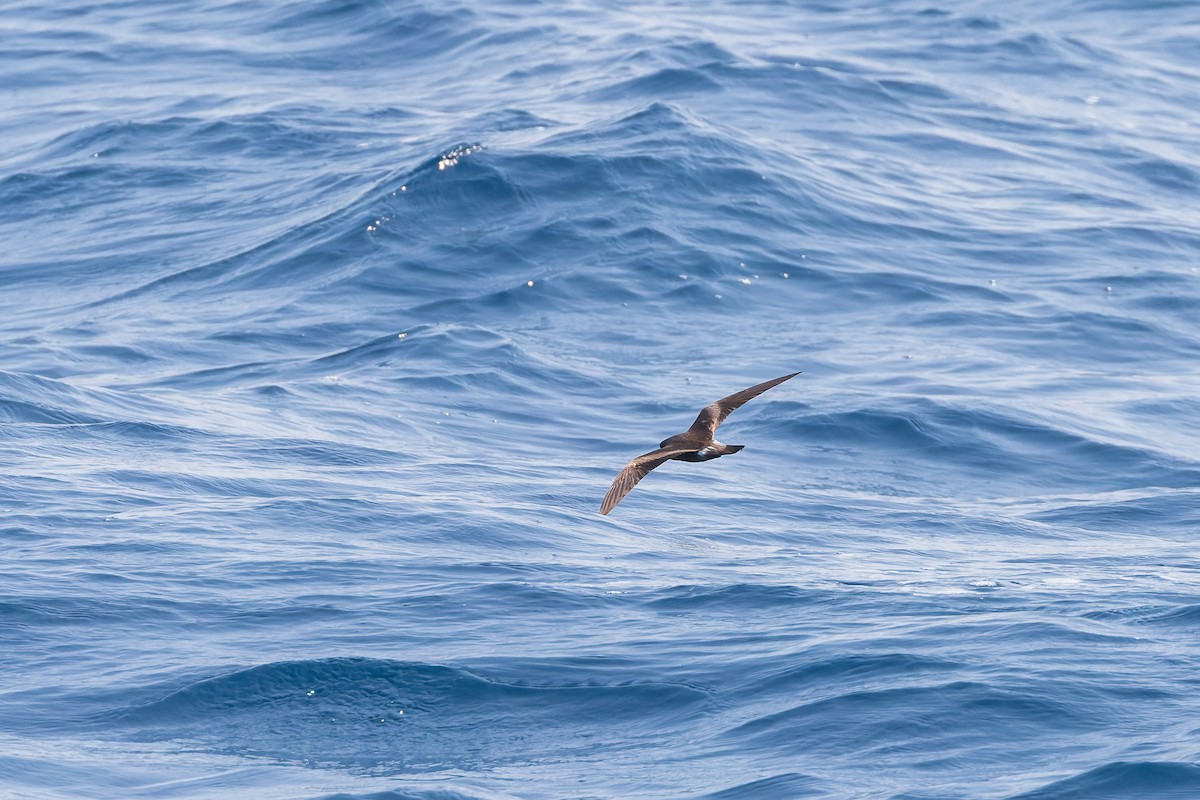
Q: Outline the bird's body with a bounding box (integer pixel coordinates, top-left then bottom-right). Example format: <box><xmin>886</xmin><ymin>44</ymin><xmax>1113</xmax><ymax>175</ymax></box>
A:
<box><xmin>600</xmin><ymin>372</ymin><xmax>799</xmax><ymax>515</ymax></box>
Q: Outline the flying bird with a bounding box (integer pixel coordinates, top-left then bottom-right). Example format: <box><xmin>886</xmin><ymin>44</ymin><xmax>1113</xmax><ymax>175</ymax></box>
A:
<box><xmin>600</xmin><ymin>372</ymin><xmax>800</xmax><ymax>515</ymax></box>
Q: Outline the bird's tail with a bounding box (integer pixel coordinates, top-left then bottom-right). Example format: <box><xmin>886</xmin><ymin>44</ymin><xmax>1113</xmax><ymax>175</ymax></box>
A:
<box><xmin>722</xmin><ymin>444</ymin><xmax>745</xmax><ymax>454</ymax></box>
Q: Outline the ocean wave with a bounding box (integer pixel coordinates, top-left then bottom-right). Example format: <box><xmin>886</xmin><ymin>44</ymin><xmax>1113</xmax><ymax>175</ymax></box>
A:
<box><xmin>5</xmin><ymin>0</ymin><xmax>1200</xmax><ymax>797</ymax></box>
<box><xmin>695</xmin><ymin>772</ymin><xmax>823</xmax><ymax>800</ymax></box>
<box><xmin>723</xmin><ymin>680</ymin><xmax>1095</xmax><ymax>755</ymax></box>
<box><xmin>90</xmin><ymin>657</ymin><xmax>709</xmax><ymax>772</ymax></box>
<box><xmin>1009</xmin><ymin>760</ymin><xmax>1200</xmax><ymax>800</ymax></box>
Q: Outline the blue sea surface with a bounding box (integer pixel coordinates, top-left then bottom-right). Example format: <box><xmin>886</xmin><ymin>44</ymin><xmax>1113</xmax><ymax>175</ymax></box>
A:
<box><xmin>3</xmin><ymin>1</ymin><xmax>1200</xmax><ymax>798</ymax></box>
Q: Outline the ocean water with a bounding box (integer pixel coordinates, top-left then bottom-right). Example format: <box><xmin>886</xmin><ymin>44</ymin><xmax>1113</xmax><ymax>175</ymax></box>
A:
<box><xmin>3</xmin><ymin>0</ymin><xmax>1200</xmax><ymax>798</ymax></box>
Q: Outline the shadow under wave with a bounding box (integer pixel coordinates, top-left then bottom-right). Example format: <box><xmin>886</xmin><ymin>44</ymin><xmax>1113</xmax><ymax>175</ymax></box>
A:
<box><xmin>92</xmin><ymin>657</ymin><xmax>711</xmax><ymax>773</ymax></box>
<box><xmin>1008</xmin><ymin>760</ymin><xmax>1200</xmax><ymax>800</ymax></box>
<box><xmin>776</xmin><ymin>396</ymin><xmax>1200</xmax><ymax>494</ymax></box>
<box><xmin>722</xmin><ymin>679</ymin><xmax>1099</xmax><ymax>759</ymax></box>
<box><xmin>693</xmin><ymin>772</ymin><xmax>824</xmax><ymax>800</ymax></box>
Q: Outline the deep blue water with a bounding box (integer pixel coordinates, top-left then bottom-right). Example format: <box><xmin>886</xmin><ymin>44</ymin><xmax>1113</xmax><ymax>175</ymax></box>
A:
<box><xmin>3</xmin><ymin>1</ymin><xmax>1200</xmax><ymax>798</ymax></box>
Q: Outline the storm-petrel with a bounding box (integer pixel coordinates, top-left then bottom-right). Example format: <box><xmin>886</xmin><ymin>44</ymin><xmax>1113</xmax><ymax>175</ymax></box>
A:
<box><xmin>600</xmin><ymin>371</ymin><xmax>800</xmax><ymax>515</ymax></box>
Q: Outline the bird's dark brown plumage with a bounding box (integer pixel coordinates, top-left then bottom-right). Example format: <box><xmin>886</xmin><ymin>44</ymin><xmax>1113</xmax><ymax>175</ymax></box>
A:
<box><xmin>600</xmin><ymin>372</ymin><xmax>799</xmax><ymax>515</ymax></box>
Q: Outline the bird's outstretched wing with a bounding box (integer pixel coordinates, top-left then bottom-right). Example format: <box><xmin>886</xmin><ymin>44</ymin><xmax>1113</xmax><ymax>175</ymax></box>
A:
<box><xmin>600</xmin><ymin>447</ymin><xmax>696</xmax><ymax>515</ymax></box>
<box><xmin>687</xmin><ymin>371</ymin><xmax>800</xmax><ymax>438</ymax></box>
